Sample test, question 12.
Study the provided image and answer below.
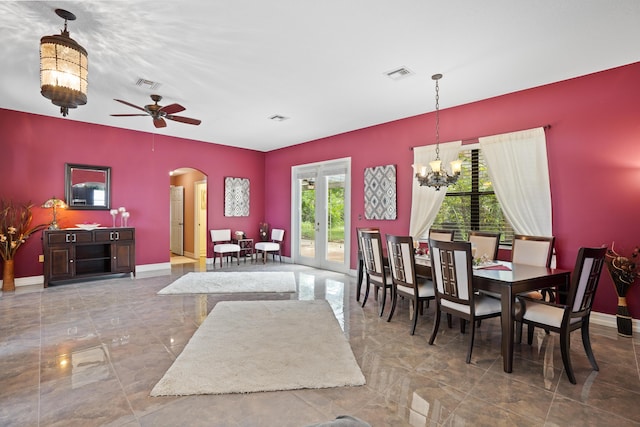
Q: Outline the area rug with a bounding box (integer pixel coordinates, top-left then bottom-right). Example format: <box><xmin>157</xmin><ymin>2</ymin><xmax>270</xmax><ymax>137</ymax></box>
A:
<box><xmin>157</xmin><ymin>271</ymin><xmax>296</xmax><ymax>295</ymax></box>
<box><xmin>150</xmin><ymin>300</ymin><xmax>365</xmax><ymax>396</ymax></box>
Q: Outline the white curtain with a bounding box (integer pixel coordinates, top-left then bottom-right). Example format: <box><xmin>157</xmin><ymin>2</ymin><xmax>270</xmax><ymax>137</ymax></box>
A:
<box><xmin>409</xmin><ymin>140</ymin><xmax>462</xmax><ymax>239</ymax></box>
<box><xmin>479</xmin><ymin>127</ymin><xmax>552</xmax><ymax>237</ymax></box>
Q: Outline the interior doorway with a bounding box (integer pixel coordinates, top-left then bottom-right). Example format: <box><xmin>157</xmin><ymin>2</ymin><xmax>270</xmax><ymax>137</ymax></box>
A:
<box><xmin>169</xmin><ymin>168</ymin><xmax>207</xmax><ymax>264</ymax></box>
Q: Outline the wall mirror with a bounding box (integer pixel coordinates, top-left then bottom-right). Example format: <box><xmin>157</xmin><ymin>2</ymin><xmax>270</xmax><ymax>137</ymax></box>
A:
<box><xmin>65</xmin><ymin>163</ymin><xmax>111</xmax><ymax>210</ymax></box>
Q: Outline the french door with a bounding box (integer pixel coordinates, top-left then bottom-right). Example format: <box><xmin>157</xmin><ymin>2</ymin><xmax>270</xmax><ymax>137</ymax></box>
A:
<box><xmin>292</xmin><ymin>158</ymin><xmax>350</xmax><ymax>273</ymax></box>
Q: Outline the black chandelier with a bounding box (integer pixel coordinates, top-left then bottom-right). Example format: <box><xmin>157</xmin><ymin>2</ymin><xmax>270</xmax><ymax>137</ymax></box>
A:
<box><xmin>413</xmin><ymin>74</ymin><xmax>461</xmax><ymax>190</ymax></box>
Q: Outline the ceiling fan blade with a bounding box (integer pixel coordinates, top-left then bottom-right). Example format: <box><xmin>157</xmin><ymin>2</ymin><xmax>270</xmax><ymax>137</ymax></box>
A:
<box><xmin>110</xmin><ymin>114</ymin><xmax>149</xmax><ymax>117</ymax></box>
<box><xmin>166</xmin><ymin>115</ymin><xmax>202</xmax><ymax>125</ymax></box>
<box><xmin>160</xmin><ymin>103</ymin><xmax>186</xmax><ymax>114</ymax></box>
<box><xmin>114</xmin><ymin>99</ymin><xmax>147</xmax><ymax>112</ymax></box>
<box><xmin>153</xmin><ymin>117</ymin><xmax>167</xmax><ymax>128</ymax></box>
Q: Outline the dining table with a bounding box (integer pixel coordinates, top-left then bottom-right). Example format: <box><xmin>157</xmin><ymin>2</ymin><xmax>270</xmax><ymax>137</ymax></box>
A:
<box><xmin>414</xmin><ymin>255</ymin><xmax>571</xmax><ymax>373</ymax></box>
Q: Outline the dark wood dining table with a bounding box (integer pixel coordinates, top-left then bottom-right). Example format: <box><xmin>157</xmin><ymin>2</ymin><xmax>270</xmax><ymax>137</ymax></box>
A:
<box><xmin>414</xmin><ymin>256</ymin><xmax>571</xmax><ymax>373</ymax></box>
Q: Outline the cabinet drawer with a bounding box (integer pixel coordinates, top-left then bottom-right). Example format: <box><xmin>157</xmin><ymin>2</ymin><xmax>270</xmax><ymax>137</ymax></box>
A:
<box><xmin>47</xmin><ymin>231</ymin><xmax>92</xmax><ymax>244</ymax></box>
<box><xmin>94</xmin><ymin>229</ymin><xmax>134</xmax><ymax>242</ymax></box>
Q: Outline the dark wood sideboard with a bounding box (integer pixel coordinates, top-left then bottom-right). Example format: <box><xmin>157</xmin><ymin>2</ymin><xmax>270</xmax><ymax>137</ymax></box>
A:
<box><xmin>43</xmin><ymin>228</ymin><xmax>135</xmax><ymax>287</ymax></box>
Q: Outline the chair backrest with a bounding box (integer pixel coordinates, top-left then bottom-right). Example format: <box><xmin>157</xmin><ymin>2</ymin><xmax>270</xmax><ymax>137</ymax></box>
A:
<box><xmin>429</xmin><ymin>229</ymin><xmax>454</xmax><ymax>242</ymax></box>
<box><xmin>385</xmin><ymin>234</ymin><xmax>417</xmax><ymax>288</ymax></box>
<box><xmin>429</xmin><ymin>239</ymin><xmax>474</xmax><ymax>305</ymax></box>
<box><xmin>356</xmin><ymin>227</ymin><xmax>380</xmax><ymax>254</ymax></box>
<box><xmin>271</xmin><ymin>228</ymin><xmax>285</xmax><ymax>242</ymax></box>
<box><xmin>511</xmin><ymin>234</ymin><xmax>555</xmax><ymax>267</ymax></box>
<box><xmin>568</xmin><ymin>247</ymin><xmax>606</xmax><ymax>314</ymax></box>
<box><xmin>469</xmin><ymin>231</ymin><xmax>501</xmax><ymax>261</ymax></box>
<box><xmin>361</xmin><ymin>230</ymin><xmax>385</xmax><ymax>276</ymax></box>
<box><xmin>210</xmin><ymin>229</ymin><xmax>231</xmax><ymax>242</ymax></box>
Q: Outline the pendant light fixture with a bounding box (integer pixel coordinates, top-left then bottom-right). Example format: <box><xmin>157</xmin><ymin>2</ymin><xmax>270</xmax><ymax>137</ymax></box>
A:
<box><xmin>413</xmin><ymin>74</ymin><xmax>462</xmax><ymax>190</ymax></box>
<box><xmin>40</xmin><ymin>9</ymin><xmax>88</xmax><ymax>117</ymax></box>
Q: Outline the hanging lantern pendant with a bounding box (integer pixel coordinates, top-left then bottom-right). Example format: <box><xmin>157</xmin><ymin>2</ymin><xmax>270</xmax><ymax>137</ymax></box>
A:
<box><xmin>40</xmin><ymin>9</ymin><xmax>88</xmax><ymax>117</ymax></box>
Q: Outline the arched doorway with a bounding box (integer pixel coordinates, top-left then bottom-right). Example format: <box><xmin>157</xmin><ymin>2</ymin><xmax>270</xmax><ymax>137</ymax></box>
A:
<box><xmin>169</xmin><ymin>167</ymin><xmax>207</xmax><ymax>264</ymax></box>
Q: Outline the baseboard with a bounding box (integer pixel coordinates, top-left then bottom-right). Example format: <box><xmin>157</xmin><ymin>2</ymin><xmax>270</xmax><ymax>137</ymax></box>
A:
<box><xmin>590</xmin><ymin>310</ymin><xmax>640</xmax><ymax>333</ymax></box>
<box><xmin>183</xmin><ymin>251</ymin><xmax>196</xmax><ymax>259</ymax></box>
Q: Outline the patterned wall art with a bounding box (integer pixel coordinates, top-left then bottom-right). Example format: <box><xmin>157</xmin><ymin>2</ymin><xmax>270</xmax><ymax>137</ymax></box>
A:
<box><xmin>364</xmin><ymin>164</ymin><xmax>397</xmax><ymax>220</ymax></box>
<box><xmin>224</xmin><ymin>177</ymin><xmax>250</xmax><ymax>217</ymax></box>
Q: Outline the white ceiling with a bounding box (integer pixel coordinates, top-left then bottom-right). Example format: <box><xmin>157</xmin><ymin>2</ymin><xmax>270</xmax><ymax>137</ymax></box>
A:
<box><xmin>1</xmin><ymin>1</ymin><xmax>639</xmax><ymax>152</ymax></box>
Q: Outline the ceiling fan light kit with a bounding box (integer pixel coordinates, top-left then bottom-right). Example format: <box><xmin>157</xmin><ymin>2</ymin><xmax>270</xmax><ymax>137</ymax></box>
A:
<box><xmin>111</xmin><ymin>94</ymin><xmax>202</xmax><ymax>128</ymax></box>
<box><xmin>40</xmin><ymin>9</ymin><xmax>88</xmax><ymax>117</ymax></box>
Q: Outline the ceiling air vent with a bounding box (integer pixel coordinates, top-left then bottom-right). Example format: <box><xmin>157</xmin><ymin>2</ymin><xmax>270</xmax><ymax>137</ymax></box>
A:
<box><xmin>385</xmin><ymin>67</ymin><xmax>414</xmax><ymax>81</ymax></box>
<box><xmin>135</xmin><ymin>78</ymin><xmax>161</xmax><ymax>90</ymax></box>
<box><xmin>269</xmin><ymin>115</ymin><xmax>289</xmax><ymax>122</ymax></box>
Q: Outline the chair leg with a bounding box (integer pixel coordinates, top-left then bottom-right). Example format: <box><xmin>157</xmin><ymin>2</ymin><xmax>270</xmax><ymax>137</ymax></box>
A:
<box><xmin>410</xmin><ymin>298</ymin><xmax>419</xmax><ymax>335</ymax></box>
<box><xmin>527</xmin><ymin>324</ymin><xmax>535</xmax><ymax>345</ymax></box>
<box><xmin>581</xmin><ymin>319</ymin><xmax>599</xmax><ymax>371</ymax></box>
<box><xmin>466</xmin><ymin>317</ymin><xmax>477</xmax><ymax>364</ymax></box>
<box><xmin>447</xmin><ymin>313</ymin><xmax>453</xmax><ymax>328</ymax></box>
<box><xmin>560</xmin><ymin>329</ymin><xmax>576</xmax><ymax>384</ymax></box>
<box><xmin>429</xmin><ymin>307</ymin><xmax>441</xmax><ymax>345</ymax></box>
<box><xmin>356</xmin><ymin>259</ymin><xmax>364</xmax><ymax>302</ymax></box>
<box><xmin>387</xmin><ymin>287</ymin><xmax>397</xmax><ymax>322</ymax></box>
<box><xmin>236</xmin><ymin>251</ymin><xmax>240</xmax><ymax>265</ymax></box>
<box><xmin>379</xmin><ymin>286</ymin><xmax>387</xmax><ymax>317</ymax></box>
<box><xmin>361</xmin><ymin>276</ymin><xmax>370</xmax><ymax>308</ymax></box>
<box><xmin>460</xmin><ymin>318</ymin><xmax>466</xmax><ymax>334</ymax></box>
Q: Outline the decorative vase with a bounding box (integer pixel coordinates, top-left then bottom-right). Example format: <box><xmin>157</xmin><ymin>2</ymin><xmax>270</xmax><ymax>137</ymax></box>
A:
<box><xmin>2</xmin><ymin>259</ymin><xmax>15</xmax><ymax>292</ymax></box>
<box><xmin>616</xmin><ymin>295</ymin><xmax>633</xmax><ymax>337</ymax></box>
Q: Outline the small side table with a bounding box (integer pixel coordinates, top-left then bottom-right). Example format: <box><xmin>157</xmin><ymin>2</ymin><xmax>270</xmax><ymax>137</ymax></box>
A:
<box><xmin>232</xmin><ymin>238</ymin><xmax>254</xmax><ymax>263</ymax></box>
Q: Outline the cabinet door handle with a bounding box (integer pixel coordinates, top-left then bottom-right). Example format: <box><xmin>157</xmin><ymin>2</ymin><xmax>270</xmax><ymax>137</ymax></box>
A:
<box><xmin>115</xmin><ymin>232</ymin><xmax>120</xmax><ymax>240</ymax></box>
<box><xmin>70</xmin><ymin>259</ymin><xmax>74</xmax><ymax>263</ymax></box>
<box><xmin>65</xmin><ymin>234</ymin><xmax>70</xmax><ymax>243</ymax></box>
<box><xmin>72</xmin><ymin>234</ymin><xmax>77</xmax><ymax>243</ymax></box>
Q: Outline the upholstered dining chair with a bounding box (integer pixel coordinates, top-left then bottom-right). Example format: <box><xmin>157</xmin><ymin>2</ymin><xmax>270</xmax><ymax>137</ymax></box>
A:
<box><xmin>428</xmin><ymin>239</ymin><xmax>502</xmax><ymax>363</ymax></box>
<box><xmin>429</xmin><ymin>229</ymin><xmax>454</xmax><ymax>242</ymax></box>
<box><xmin>356</xmin><ymin>227</ymin><xmax>380</xmax><ymax>303</ymax></box>
<box><xmin>255</xmin><ymin>228</ymin><xmax>285</xmax><ymax>263</ymax></box>
<box><xmin>469</xmin><ymin>231</ymin><xmax>501</xmax><ymax>261</ymax></box>
<box><xmin>512</xmin><ymin>234</ymin><xmax>557</xmax><ymax>301</ymax></box>
<box><xmin>360</xmin><ymin>230</ymin><xmax>391</xmax><ymax>316</ymax></box>
<box><xmin>385</xmin><ymin>234</ymin><xmax>435</xmax><ymax>335</ymax></box>
<box><xmin>210</xmin><ymin>229</ymin><xmax>241</xmax><ymax>268</ymax></box>
<box><xmin>516</xmin><ymin>246</ymin><xmax>607</xmax><ymax>384</ymax></box>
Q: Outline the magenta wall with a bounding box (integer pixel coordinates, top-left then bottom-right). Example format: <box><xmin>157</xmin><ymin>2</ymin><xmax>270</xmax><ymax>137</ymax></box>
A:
<box><xmin>264</xmin><ymin>62</ymin><xmax>640</xmax><ymax>317</ymax></box>
<box><xmin>0</xmin><ymin>112</ymin><xmax>265</xmax><ymax>279</ymax></box>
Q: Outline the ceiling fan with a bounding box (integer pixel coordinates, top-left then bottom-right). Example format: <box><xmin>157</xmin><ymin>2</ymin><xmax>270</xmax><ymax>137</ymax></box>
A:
<box><xmin>111</xmin><ymin>94</ymin><xmax>202</xmax><ymax>128</ymax></box>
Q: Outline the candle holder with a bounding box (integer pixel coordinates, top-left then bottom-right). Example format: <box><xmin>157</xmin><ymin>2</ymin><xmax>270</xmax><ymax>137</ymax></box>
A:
<box><xmin>121</xmin><ymin>211</ymin><xmax>130</xmax><ymax>227</ymax></box>
<box><xmin>110</xmin><ymin>209</ymin><xmax>118</xmax><ymax>227</ymax></box>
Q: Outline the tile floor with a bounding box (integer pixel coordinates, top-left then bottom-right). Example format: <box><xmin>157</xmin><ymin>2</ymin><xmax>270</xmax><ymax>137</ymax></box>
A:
<box><xmin>1</xmin><ymin>261</ymin><xmax>639</xmax><ymax>426</ymax></box>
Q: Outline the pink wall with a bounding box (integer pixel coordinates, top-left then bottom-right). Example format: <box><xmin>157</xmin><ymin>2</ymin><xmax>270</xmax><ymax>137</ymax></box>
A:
<box><xmin>0</xmin><ymin>112</ymin><xmax>265</xmax><ymax>279</ymax></box>
<box><xmin>264</xmin><ymin>62</ymin><xmax>640</xmax><ymax>317</ymax></box>
<box><xmin>3</xmin><ymin>62</ymin><xmax>639</xmax><ymax>318</ymax></box>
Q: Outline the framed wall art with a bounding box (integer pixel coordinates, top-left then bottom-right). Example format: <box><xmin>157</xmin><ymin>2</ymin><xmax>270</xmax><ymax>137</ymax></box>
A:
<box><xmin>224</xmin><ymin>177</ymin><xmax>250</xmax><ymax>217</ymax></box>
<box><xmin>364</xmin><ymin>164</ymin><xmax>396</xmax><ymax>220</ymax></box>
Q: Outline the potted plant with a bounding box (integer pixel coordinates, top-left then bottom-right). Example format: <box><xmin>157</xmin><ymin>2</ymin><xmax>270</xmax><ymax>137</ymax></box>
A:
<box><xmin>605</xmin><ymin>243</ymin><xmax>640</xmax><ymax>337</ymax></box>
<box><xmin>0</xmin><ymin>201</ymin><xmax>47</xmax><ymax>291</ymax></box>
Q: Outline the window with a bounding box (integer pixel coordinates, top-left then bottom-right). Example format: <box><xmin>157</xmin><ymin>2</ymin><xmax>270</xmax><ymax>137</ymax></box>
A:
<box><xmin>431</xmin><ymin>147</ymin><xmax>514</xmax><ymax>244</ymax></box>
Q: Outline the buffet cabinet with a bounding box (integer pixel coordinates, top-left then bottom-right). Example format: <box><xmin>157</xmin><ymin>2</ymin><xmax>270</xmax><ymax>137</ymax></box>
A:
<box><xmin>43</xmin><ymin>228</ymin><xmax>135</xmax><ymax>287</ymax></box>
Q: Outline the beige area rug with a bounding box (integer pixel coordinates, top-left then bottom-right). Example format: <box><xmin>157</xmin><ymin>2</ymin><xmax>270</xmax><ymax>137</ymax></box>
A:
<box><xmin>157</xmin><ymin>271</ymin><xmax>296</xmax><ymax>295</ymax></box>
<box><xmin>150</xmin><ymin>300</ymin><xmax>366</xmax><ymax>396</ymax></box>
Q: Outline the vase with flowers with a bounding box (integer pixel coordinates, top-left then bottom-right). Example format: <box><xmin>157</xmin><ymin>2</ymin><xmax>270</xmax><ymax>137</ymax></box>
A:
<box><xmin>259</xmin><ymin>222</ymin><xmax>269</xmax><ymax>242</ymax></box>
<box><xmin>605</xmin><ymin>243</ymin><xmax>639</xmax><ymax>337</ymax></box>
<box><xmin>0</xmin><ymin>201</ymin><xmax>47</xmax><ymax>291</ymax></box>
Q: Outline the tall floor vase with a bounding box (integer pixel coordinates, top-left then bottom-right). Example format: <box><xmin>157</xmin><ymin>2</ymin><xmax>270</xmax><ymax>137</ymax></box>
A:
<box><xmin>2</xmin><ymin>259</ymin><xmax>15</xmax><ymax>292</ymax></box>
<box><xmin>616</xmin><ymin>293</ymin><xmax>633</xmax><ymax>337</ymax></box>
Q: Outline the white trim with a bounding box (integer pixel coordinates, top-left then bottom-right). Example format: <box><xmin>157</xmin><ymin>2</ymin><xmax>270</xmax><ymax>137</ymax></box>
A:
<box><xmin>590</xmin><ymin>311</ymin><xmax>640</xmax><ymax>334</ymax></box>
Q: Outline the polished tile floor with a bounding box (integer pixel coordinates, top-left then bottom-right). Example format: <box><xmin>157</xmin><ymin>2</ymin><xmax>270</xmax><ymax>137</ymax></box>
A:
<box><xmin>1</xmin><ymin>261</ymin><xmax>639</xmax><ymax>426</ymax></box>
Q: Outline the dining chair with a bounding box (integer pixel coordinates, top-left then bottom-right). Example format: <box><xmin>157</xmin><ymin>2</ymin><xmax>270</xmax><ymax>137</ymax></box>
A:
<box><xmin>429</xmin><ymin>229</ymin><xmax>454</xmax><ymax>242</ymax></box>
<box><xmin>210</xmin><ymin>229</ymin><xmax>241</xmax><ymax>268</ymax></box>
<box><xmin>385</xmin><ymin>234</ymin><xmax>435</xmax><ymax>335</ymax></box>
<box><xmin>360</xmin><ymin>230</ymin><xmax>392</xmax><ymax>316</ymax></box>
<box><xmin>254</xmin><ymin>228</ymin><xmax>285</xmax><ymax>263</ymax></box>
<box><xmin>512</xmin><ymin>234</ymin><xmax>557</xmax><ymax>300</ymax></box>
<box><xmin>428</xmin><ymin>239</ymin><xmax>502</xmax><ymax>363</ymax></box>
<box><xmin>356</xmin><ymin>227</ymin><xmax>380</xmax><ymax>303</ymax></box>
<box><xmin>469</xmin><ymin>231</ymin><xmax>501</xmax><ymax>261</ymax></box>
<box><xmin>516</xmin><ymin>246</ymin><xmax>607</xmax><ymax>384</ymax></box>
